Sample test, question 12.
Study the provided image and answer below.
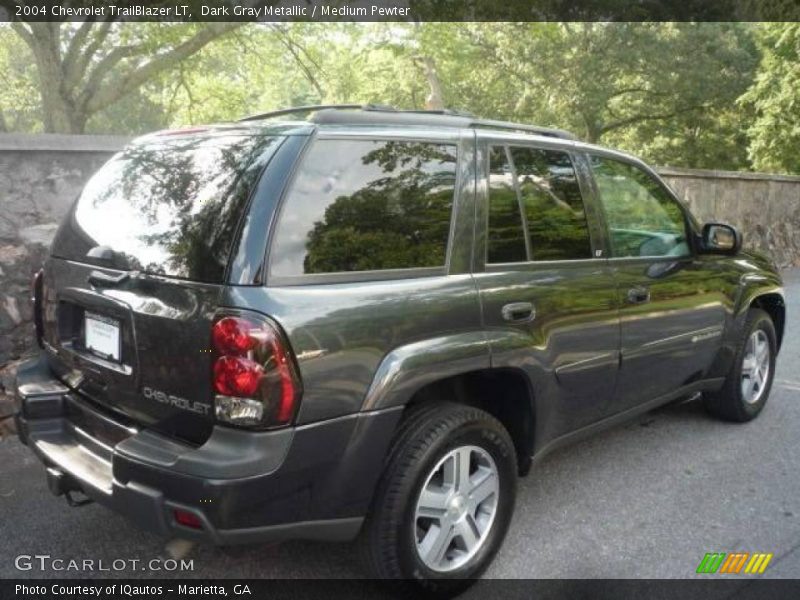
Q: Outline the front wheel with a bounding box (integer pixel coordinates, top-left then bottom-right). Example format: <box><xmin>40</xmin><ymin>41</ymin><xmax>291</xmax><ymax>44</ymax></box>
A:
<box><xmin>359</xmin><ymin>403</ymin><xmax>517</xmax><ymax>592</ymax></box>
<box><xmin>704</xmin><ymin>308</ymin><xmax>777</xmax><ymax>422</ymax></box>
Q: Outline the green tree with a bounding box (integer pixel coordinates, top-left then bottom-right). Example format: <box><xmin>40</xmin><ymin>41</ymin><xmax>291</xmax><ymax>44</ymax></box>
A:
<box><xmin>0</xmin><ymin>26</ymin><xmax>40</xmax><ymax>132</ymax></box>
<box><xmin>456</xmin><ymin>24</ymin><xmax>757</xmax><ymax>152</ymax></box>
<box><xmin>740</xmin><ymin>23</ymin><xmax>800</xmax><ymax>174</ymax></box>
<box><xmin>8</xmin><ymin>18</ymin><xmax>244</xmax><ymax>133</ymax></box>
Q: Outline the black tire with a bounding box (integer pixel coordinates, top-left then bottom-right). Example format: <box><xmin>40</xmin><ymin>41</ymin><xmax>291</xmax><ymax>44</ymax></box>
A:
<box><xmin>359</xmin><ymin>402</ymin><xmax>517</xmax><ymax>593</ymax></box>
<box><xmin>703</xmin><ymin>308</ymin><xmax>777</xmax><ymax>422</ymax></box>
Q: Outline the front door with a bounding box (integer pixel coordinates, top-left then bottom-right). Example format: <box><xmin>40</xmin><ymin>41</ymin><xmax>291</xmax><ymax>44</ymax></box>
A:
<box><xmin>585</xmin><ymin>154</ymin><xmax>728</xmax><ymax>413</ymax></box>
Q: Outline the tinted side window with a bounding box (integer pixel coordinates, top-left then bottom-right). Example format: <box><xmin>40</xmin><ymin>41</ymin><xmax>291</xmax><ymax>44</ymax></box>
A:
<box><xmin>487</xmin><ymin>146</ymin><xmax>527</xmax><ymax>263</ymax></box>
<box><xmin>590</xmin><ymin>156</ymin><xmax>690</xmax><ymax>258</ymax></box>
<box><xmin>270</xmin><ymin>139</ymin><xmax>457</xmax><ymax>277</ymax></box>
<box><xmin>510</xmin><ymin>147</ymin><xmax>592</xmax><ymax>261</ymax></box>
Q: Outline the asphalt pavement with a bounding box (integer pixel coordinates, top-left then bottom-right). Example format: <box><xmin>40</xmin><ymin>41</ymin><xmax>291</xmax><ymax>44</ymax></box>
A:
<box><xmin>1</xmin><ymin>269</ymin><xmax>798</xmax><ymax>583</ymax></box>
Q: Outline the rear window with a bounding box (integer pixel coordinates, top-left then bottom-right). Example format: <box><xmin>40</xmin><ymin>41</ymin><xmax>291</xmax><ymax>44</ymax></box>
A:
<box><xmin>269</xmin><ymin>139</ymin><xmax>457</xmax><ymax>278</ymax></box>
<box><xmin>52</xmin><ymin>133</ymin><xmax>282</xmax><ymax>283</ymax></box>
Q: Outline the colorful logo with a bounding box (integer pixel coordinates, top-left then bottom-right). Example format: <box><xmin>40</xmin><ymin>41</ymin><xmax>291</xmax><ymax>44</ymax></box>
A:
<box><xmin>696</xmin><ymin>552</ymin><xmax>773</xmax><ymax>574</ymax></box>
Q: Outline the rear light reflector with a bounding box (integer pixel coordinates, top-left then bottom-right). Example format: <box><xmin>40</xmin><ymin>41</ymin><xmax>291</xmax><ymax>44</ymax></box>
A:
<box><xmin>174</xmin><ymin>509</ymin><xmax>203</xmax><ymax>529</ymax></box>
<box><xmin>211</xmin><ymin>312</ymin><xmax>301</xmax><ymax>429</ymax></box>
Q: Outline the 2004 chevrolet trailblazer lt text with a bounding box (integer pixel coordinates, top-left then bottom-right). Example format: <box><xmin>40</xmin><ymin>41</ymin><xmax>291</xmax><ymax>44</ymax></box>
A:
<box><xmin>15</xmin><ymin>105</ymin><xmax>785</xmax><ymax>592</ymax></box>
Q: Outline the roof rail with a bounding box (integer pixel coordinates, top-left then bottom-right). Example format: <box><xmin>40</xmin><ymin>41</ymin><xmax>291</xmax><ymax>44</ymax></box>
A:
<box><xmin>240</xmin><ymin>105</ymin><xmax>577</xmax><ymax>140</ymax></box>
<box><xmin>468</xmin><ymin>118</ymin><xmax>577</xmax><ymax>140</ymax></box>
<box><xmin>238</xmin><ymin>104</ymin><xmax>365</xmax><ymax>122</ymax></box>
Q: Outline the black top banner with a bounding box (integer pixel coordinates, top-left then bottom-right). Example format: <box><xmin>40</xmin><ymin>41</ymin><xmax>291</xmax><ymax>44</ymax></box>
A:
<box><xmin>2</xmin><ymin>0</ymin><xmax>800</xmax><ymax>22</ymax></box>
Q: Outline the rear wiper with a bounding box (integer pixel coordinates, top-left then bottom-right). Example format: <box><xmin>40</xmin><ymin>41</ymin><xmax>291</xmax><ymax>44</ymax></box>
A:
<box><xmin>87</xmin><ymin>270</ymin><xmax>130</xmax><ymax>288</ymax></box>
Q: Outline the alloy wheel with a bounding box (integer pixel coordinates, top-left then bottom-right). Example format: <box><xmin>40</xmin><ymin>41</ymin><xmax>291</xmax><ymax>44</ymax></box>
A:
<box><xmin>413</xmin><ymin>445</ymin><xmax>500</xmax><ymax>573</ymax></box>
<box><xmin>741</xmin><ymin>329</ymin><xmax>770</xmax><ymax>405</ymax></box>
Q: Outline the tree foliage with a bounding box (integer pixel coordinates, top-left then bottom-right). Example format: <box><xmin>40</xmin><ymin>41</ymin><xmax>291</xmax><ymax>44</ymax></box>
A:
<box><xmin>739</xmin><ymin>23</ymin><xmax>800</xmax><ymax>174</ymax></box>
<box><xmin>6</xmin><ymin>20</ymin><xmax>243</xmax><ymax>132</ymax></box>
<box><xmin>1</xmin><ymin>21</ymin><xmax>798</xmax><ymax>174</ymax></box>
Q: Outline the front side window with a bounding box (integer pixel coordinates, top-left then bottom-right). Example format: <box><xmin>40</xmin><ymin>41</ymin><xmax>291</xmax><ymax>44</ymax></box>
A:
<box><xmin>590</xmin><ymin>156</ymin><xmax>690</xmax><ymax>258</ymax></box>
<box><xmin>270</xmin><ymin>139</ymin><xmax>457</xmax><ymax>277</ymax></box>
<box><xmin>486</xmin><ymin>145</ymin><xmax>592</xmax><ymax>263</ymax></box>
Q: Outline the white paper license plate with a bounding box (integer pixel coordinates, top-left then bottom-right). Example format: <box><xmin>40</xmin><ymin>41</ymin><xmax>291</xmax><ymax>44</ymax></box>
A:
<box><xmin>84</xmin><ymin>312</ymin><xmax>121</xmax><ymax>362</ymax></box>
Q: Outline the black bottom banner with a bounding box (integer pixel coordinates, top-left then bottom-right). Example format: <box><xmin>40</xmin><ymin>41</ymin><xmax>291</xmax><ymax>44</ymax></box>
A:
<box><xmin>2</xmin><ymin>579</ymin><xmax>800</xmax><ymax>600</ymax></box>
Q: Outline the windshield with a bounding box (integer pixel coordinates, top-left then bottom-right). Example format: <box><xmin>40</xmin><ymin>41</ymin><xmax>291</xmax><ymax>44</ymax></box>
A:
<box><xmin>52</xmin><ymin>133</ymin><xmax>282</xmax><ymax>283</ymax></box>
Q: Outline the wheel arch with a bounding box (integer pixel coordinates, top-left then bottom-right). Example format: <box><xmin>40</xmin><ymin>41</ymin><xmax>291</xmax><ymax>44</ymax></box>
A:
<box><xmin>735</xmin><ymin>273</ymin><xmax>785</xmax><ymax>352</ymax></box>
<box><xmin>749</xmin><ymin>293</ymin><xmax>785</xmax><ymax>351</ymax></box>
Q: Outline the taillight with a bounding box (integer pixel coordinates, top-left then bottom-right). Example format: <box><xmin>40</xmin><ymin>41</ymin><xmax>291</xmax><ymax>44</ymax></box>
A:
<box><xmin>214</xmin><ymin>356</ymin><xmax>263</xmax><ymax>396</ymax></box>
<box><xmin>30</xmin><ymin>268</ymin><xmax>44</xmax><ymax>348</ymax></box>
<box><xmin>211</xmin><ymin>313</ymin><xmax>301</xmax><ymax>428</ymax></box>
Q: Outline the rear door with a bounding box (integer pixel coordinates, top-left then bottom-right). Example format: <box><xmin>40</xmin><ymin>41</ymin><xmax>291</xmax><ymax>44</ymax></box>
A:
<box><xmin>41</xmin><ymin>131</ymin><xmax>284</xmax><ymax>444</ymax></box>
<box><xmin>472</xmin><ymin>136</ymin><xmax>620</xmax><ymax>439</ymax></box>
<box><xmin>582</xmin><ymin>152</ymin><xmax>728</xmax><ymax>412</ymax></box>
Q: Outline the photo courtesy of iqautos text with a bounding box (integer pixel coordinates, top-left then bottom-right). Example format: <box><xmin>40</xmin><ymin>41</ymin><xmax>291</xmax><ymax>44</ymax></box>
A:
<box><xmin>0</xmin><ymin>1</ymin><xmax>798</xmax><ymax>598</ymax></box>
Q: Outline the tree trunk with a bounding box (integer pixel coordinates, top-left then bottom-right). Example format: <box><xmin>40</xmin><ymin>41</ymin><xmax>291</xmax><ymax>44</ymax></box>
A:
<box><xmin>419</xmin><ymin>56</ymin><xmax>445</xmax><ymax>110</ymax></box>
<box><xmin>583</xmin><ymin>116</ymin><xmax>602</xmax><ymax>143</ymax></box>
<box><xmin>25</xmin><ymin>25</ymin><xmax>77</xmax><ymax>133</ymax></box>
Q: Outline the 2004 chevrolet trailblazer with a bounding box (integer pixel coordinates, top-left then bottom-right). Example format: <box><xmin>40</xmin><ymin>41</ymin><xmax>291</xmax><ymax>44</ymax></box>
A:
<box><xmin>15</xmin><ymin>105</ymin><xmax>785</xmax><ymax>590</ymax></box>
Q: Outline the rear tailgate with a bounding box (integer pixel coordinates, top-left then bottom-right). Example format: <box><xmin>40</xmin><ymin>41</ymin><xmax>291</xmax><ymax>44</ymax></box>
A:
<box><xmin>41</xmin><ymin>258</ymin><xmax>219</xmax><ymax>444</ymax></box>
<box><xmin>40</xmin><ymin>130</ymin><xmax>285</xmax><ymax>444</ymax></box>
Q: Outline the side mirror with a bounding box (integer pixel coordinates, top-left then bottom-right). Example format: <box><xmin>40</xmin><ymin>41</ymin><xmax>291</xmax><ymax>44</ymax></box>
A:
<box><xmin>701</xmin><ymin>223</ymin><xmax>742</xmax><ymax>255</ymax></box>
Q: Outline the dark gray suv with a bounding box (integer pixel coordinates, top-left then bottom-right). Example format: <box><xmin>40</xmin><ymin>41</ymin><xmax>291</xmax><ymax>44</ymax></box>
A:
<box><xmin>15</xmin><ymin>105</ymin><xmax>785</xmax><ymax>590</ymax></box>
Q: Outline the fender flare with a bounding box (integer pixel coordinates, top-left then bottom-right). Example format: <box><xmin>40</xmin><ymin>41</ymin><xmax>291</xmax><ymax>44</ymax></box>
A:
<box><xmin>360</xmin><ymin>330</ymin><xmax>491</xmax><ymax>411</ymax></box>
<box><xmin>732</xmin><ymin>273</ymin><xmax>785</xmax><ymax>342</ymax></box>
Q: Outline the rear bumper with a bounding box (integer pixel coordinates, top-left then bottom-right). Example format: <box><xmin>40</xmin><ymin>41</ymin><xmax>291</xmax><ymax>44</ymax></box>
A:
<box><xmin>14</xmin><ymin>354</ymin><xmax>402</xmax><ymax>544</ymax></box>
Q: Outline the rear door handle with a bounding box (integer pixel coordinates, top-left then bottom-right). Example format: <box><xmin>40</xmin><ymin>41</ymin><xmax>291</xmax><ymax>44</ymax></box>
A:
<box><xmin>627</xmin><ymin>286</ymin><xmax>651</xmax><ymax>304</ymax></box>
<box><xmin>502</xmin><ymin>302</ymin><xmax>535</xmax><ymax>323</ymax></box>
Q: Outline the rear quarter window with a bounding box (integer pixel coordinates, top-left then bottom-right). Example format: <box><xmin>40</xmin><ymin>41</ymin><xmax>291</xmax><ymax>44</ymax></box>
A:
<box><xmin>269</xmin><ymin>139</ymin><xmax>457</xmax><ymax>279</ymax></box>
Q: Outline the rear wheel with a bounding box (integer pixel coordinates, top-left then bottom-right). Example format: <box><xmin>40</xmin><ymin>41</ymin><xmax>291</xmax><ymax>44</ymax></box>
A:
<box><xmin>704</xmin><ymin>308</ymin><xmax>776</xmax><ymax>422</ymax></box>
<box><xmin>359</xmin><ymin>403</ymin><xmax>517</xmax><ymax>592</ymax></box>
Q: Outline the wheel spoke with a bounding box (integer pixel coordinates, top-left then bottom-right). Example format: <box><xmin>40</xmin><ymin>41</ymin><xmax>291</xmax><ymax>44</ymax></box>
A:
<box><xmin>455</xmin><ymin>448</ymin><xmax>472</xmax><ymax>492</ymax></box>
<box><xmin>756</xmin><ymin>339</ymin><xmax>769</xmax><ymax>365</ymax></box>
<box><xmin>422</xmin><ymin>522</ymin><xmax>454</xmax><ymax>566</ymax></box>
<box><xmin>417</xmin><ymin>488</ymin><xmax>449</xmax><ymax>519</ymax></box>
<box><xmin>441</xmin><ymin>454</ymin><xmax>457</xmax><ymax>489</ymax></box>
<box><xmin>454</xmin><ymin>515</ymin><xmax>481</xmax><ymax>552</ymax></box>
<box><xmin>741</xmin><ymin>356</ymin><xmax>756</xmax><ymax>375</ymax></box>
<box><xmin>468</xmin><ymin>468</ymin><xmax>498</xmax><ymax>509</ymax></box>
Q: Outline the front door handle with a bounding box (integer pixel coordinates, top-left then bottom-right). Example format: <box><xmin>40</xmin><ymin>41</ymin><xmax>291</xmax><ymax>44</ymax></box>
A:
<box><xmin>627</xmin><ymin>286</ymin><xmax>651</xmax><ymax>304</ymax></box>
<box><xmin>502</xmin><ymin>302</ymin><xmax>535</xmax><ymax>323</ymax></box>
